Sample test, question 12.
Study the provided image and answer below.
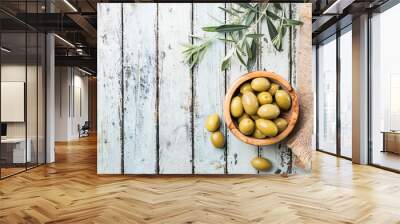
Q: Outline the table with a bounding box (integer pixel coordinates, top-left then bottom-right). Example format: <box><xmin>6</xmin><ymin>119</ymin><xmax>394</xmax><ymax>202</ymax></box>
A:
<box><xmin>1</xmin><ymin>138</ymin><xmax>31</xmax><ymax>164</ymax></box>
<box><xmin>382</xmin><ymin>131</ymin><xmax>400</xmax><ymax>154</ymax></box>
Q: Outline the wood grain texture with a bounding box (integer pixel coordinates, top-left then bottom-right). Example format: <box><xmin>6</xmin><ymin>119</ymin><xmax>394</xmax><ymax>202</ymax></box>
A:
<box><xmin>259</xmin><ymin>5</ymin><xmax>293</xmax><ymax>174</ymax></box>
<box><xmin>96</xmin><ymin>3</ymin><xmax>312</xmax><ymax>175</ymax></box>
<box><xmin>2</xmin><ymin>136</ymin><xmax>400</xmax><ymax>223</ymax></box>
<box><xmin>97</xmin><ymin>3</ymin><xmax>123</xmax><ymax>174</ymax></box>
<box><xmin>226</xmin><ymin>4</ymin><xmax>258</xmax><ymax>174</ymax></box>
<box><xmin>122</xmin><ymin>3</ymin><xmax>158</xmax><ymax>174</ymax></box>
<box><xmin>193</xmin><ymin>3</ymin><xmax>226</xmax><ymax>174</ymax></box>
<box><xmin>158</xmin><ymin>3</ymin><xmax>193</xmax><ymax>174</ymax></box>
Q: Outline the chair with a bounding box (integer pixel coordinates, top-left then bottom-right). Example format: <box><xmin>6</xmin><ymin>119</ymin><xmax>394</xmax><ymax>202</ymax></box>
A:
<box><xmin>79</xmin><ymin>121</ymin><xmax>90</xmax><ymax>138</ymax></box>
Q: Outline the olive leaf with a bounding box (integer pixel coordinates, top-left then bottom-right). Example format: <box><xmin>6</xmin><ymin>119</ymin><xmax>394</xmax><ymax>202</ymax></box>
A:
<box><xmin>272</xmin><ymin>3</ymin><xmax>283</xmax><ymax>10</ymax></box>
<box><xmin>231</xmin><ymin>7</ymin><xmax>245</xmax><ymax>14</ymax></box>
<box><xmin>217</xmin><ymin>37</ymin><xmax>236</xmax><ymax>42</ymax></box>
<box><xmin>203</xmin><ymin>24</ymin><xmax>249</xmax><ymax>33</ymax></box>
<box><xmin>245</xmin><ymin>11</ymin><xmax>256</xmax><ymax>26</ymax></box>
<box><xmin>182</xmin><ymin>40</ymin><xmax>212</xmax><ymax>69</ymax></box>
<box><xmin>183</xmin><ymin>3</ymin><xmax>303</xmax><ymax>71</ymax></box>
<box><xmin>218</xmin><ymin>7</ymin><xmax>237</xmax><ymax>16</ymax></box>
<box><xmin>284</xmin><ymin>18</ymin><xmax>303</xmax><ymax>26</ymax></box>
<box><xmin>237</xmin><ymin>3</ymin><xmax>258</xmax><ymax>12</ymax></box>
<box><xmin>266</xmin><ymin>17</ymin><xmax>278</xmax><ymax>40</ymax></box>
<box><xmin>221</xmin><ymin>48</ymin><xmax>235</xmax><ymax>70</ymax></box>
<box><xmin>266</xmin><ymin>10</ymin><xmax>280</xmax><ymax>20</ymax></box>
<box><xmin>236</xmin><ymin>49</ymin><xmax>247</xmax><ymax>68</ymax></box>
<box><xmin>246</xmin><ymin>39</ymin><xmax>258</xmax><ymax>71</ymax></box>
<box><xmin>246</xmin><ymin>33</ymin><xmax>264</xmax><ymax>38</ymax></box>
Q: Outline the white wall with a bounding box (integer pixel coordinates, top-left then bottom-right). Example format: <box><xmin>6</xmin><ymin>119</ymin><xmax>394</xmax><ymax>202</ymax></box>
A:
<box><xmin>55</xmin><ymin>67</ymin><xmax>89</xmax><ymax>141</ymax></box>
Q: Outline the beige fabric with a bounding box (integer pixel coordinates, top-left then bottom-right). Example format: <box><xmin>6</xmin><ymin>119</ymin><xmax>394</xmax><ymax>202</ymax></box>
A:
<box><xmin>287</xmin><ymin>4</ymin><xmax>313</xmax><ymax>170</ymax></box>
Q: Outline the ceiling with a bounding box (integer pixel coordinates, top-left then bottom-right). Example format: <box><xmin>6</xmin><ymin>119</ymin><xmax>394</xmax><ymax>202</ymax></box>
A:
<box><xmin>0</xmin><ymin>0</ymin><xmax>393</xmax><ymax>75</ymax></box>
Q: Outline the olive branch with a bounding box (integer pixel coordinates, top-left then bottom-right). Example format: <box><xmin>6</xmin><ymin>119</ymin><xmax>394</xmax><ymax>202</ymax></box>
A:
<box><xmin>182</xmin><ymin>3</ymin><xmax>303</xmax><ymax>71</ymax></box>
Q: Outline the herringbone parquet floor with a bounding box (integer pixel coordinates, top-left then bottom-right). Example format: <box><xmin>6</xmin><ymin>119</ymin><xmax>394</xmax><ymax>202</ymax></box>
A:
<box><xmin>1</xmin><ymin>135</ymin><xmax>400</xmax><ymax>224</ymax></box>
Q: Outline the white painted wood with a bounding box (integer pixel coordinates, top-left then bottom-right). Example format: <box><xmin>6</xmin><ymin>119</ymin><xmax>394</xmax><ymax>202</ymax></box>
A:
<box><xmin>96</xmin><ymin>3</ymin><xmax>310</xmax><ymax>175</ymax></box>
<box><xmin>260</xmin><ymin>7</ymin><xmax>291</xmax><ymax>78</ymax></box>
<box><xmin>158</xmin><ymin>3</ymin><xmax>193</xmax><ymax>174</ymax></box>
<box><xmin>193</xmin><ymin>3</ymin><xmax>226</xmax><ymax>174</ymax></box>
<box><xmin>122</xmin><ymin>3</ymin><xmax>158</xmax><ymax>174</ymax></box>
<box><xmin>259</xmin><ymin>4</ymin><xmax>292</xmax><ymax>174</ymax></box>
<box><xmin>97</xmin><ymin>3</ymin><xmax>123</xmax><ymax>174</ymax></box>
<box><xmin>226</xmin><ymin>4</ymin><xmax>258</xmax><ymax>174</ymax></box>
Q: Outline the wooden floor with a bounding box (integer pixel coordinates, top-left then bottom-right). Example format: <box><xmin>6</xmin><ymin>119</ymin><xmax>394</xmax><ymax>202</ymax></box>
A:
<box><xmin>1</xmin><ymin>135</ymin><xmax>400</xmax><ymax>223</ymax></box>
<box><xmin>1</xmin><ymin>167</ymin><xmax>26</xmax><ymax>178</ymax></box>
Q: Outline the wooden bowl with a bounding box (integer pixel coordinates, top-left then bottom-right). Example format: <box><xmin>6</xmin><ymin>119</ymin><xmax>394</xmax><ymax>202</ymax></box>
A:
<box><xmin>223</xmin><ymin>71</ymin><xmax>299</xmax><ymax>146</ymax></box>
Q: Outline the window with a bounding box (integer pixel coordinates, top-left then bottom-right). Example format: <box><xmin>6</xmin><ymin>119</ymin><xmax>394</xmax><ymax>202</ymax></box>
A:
<box><xmin>316</xmin><ymin>25</ymin><xmax>353</xmax><ymax>159</ymax></box>
<box><xmin>339</xmin><ymin>27</ymin><xmax>352</xmax><ymax>158</ymax></box>
<box><xmin>317</xmin><ymin>36</ymin><xmax>337</xmax><ymax>154</ymax></box>
<box><xmin>0</xmin><ymin>1</ymin><xmax>47</xmax><ymax>179</ymax></box>
<box><xmin>370</xmin><ymin>3</ymin><xmax>400</xmax><ymax>171</ymax></box>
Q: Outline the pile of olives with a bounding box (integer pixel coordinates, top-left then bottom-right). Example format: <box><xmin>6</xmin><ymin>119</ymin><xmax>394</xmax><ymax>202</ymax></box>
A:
<box><xmin>205</xmin><ymin>114</ymin><xmax>225</xmax><ymax>148</ymax></box>
<box><xmin>230</xmin><ymin>77</ymin><xmax>291</xmax><ymax>139</ymax></box>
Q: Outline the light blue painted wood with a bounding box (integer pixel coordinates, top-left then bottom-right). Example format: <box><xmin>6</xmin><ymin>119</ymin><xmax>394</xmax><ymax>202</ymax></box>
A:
<box><xmin>226</xmin><ymin>3</ymin><xmax>259</xmax><ymax>174</ymax></box>
<box><xmin>97</xmin><ymin>3</ymin><xmax>123</xmax><ymax>174</ymax></box>
<box><xmin>158</xmin><ymin>3</ymin><xmax>193</xmax><ymax>174</ymax></box>
<box><xmin>123</xmin><ymin>3</ymin><xmax>158</xmax><ymax>174</ymax></box>
<box><xmin>97</xmin><ymin>3</ymin><xmax>311</xmax><ymax>175</ymax></box>
<box><xmin>259</xmin><ymin>5</ymin><xmax>292</xmax><ymax>174</ymax></box>
<box><xmin>193</xmin><ymin>3</ymin><xmax>227</xmax><ymax>174</ymax></box>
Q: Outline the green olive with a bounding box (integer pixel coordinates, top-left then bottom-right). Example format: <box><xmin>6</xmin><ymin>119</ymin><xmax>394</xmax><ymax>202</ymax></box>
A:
<box><xmin>257</xmin><ymin>91</ymin><xmax>273</xmax><ymax>105</ymax></box>
<box><xmin>230</xmin><ymin>96</ymin><xmax>244</xmax><ymax>118</ymax></box>
<box><xmin>275</xmin><ymin>90</ymin><xmax>291</xmax><ymax>111</ymax></box>
<box><xmin>251</xmin><ymin>77</ymin><xmax>270</xmax><ymax>92</ymax></box>
<box><xmin>252</xmin><ymin>128</ymin><xmax>267</xmax><ymax>139</ymax></box>
<box><xmin>268</xmin><ymin>83</ymin><xmax>280</xmax><ymax>96</ymax></box>
<box><xmin>238</xmin><ymin>118</ymin><xmax>255</xmax><ymax>136</ymax></box>
<box><xmin>241</xmin><ymin>91</ymin><xmax>259</xmax><ymax>115</ymax></box>
<box><xmin>257</xmin><ymin>104</ymin><xmax>280</xmax><ymax>120</ymax></box>
<box><xmin>205</xmin><ymin>114</ymin><xmax>220</xmax><ymax>132</ymax></box>
<box><xmin>251</xmin><ymin>157</ymin><xmax>272</xmax><ymax>171</ymax></box>
<box><xmin>210</xmin><ymin>131</ymin><xmax>225</xmax><ymax>148</ymax></box>
<box><xmin>238</xmin><ymin>113</ymin><xmax>250</xmax><ymax>123</ymax></box>
<box><xmin>240</xmin><ymin>82</ymin><xmax>253</xmax><ymax>94</ymax></box>
<box><xmin>255</xmin><ymin>119</ymin><xmax>278</xmax><ymax>137</ymax></box>
<box><xmin>274</xmin><ymin>118</ymin><xmax>288</xmax><ymax>133</ymax></box>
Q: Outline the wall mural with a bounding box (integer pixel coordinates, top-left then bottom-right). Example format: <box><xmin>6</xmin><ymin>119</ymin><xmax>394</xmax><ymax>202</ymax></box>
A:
<box><xmin>97</xmin><ymin>3</ymin><xmax>312</xmax><ymax>175</ymax></box>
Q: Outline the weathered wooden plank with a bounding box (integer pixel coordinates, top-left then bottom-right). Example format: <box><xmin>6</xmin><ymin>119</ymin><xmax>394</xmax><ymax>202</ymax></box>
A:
<box><xmin>97</xmin><ymin>3</ymin><xmax>123</xmax><ymax>174</ymax></box>
<box><xmin>287</xmin><ymin>3</ymin><xmax>313</xmax><ymax>174</ymax></box>
<box><xmin>158</xmin><ymin>3</ymin><xmax>193</xmax><ymax>174</ymax></box>
<box><xmin>122</xmin><ymin>3</ymin><xmax>158</xmax><ymax>174</ymax></box>
<box><xmin>259</xmin><ymin>4</ymin><xmax>292</xmax><ymax>174</ymax></box>
<box><xmin>226</xmin><ymin>4</ymin><xmax>259</xmax><ymax>174</ymax></box>
<box><xmin>193</xmin><ymin>3</ymin><xmax>226</xmax><ymax>174</ymax></box>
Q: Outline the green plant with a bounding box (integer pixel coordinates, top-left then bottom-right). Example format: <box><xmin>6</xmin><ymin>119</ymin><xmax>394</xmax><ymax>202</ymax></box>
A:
<box><xmin>183</xmin><ymin>3</ymin><xmax>303</xmax><ymax>71</ymax></box>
